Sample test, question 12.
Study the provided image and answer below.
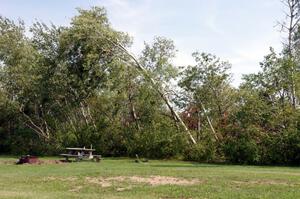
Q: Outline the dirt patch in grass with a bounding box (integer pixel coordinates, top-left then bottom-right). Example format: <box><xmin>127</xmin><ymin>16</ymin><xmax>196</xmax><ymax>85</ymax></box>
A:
<box><xmin>69</xmin><ymin>185</ymin><xmax>83</xmax><ymax>192</ymax></box>
<box><xmin>130</xmin><ymin>176</ymin><xmax>200</xmax><ymax>186</ymax></box>
<box><xmin>44</xmin><ymin>175</ymin><xmax>201</xmax><ymax>192</ymax></box>
<box><xmin>85</xmin><ymin>176</ymin><xmax>201</xmax><ymax>187</ymax></box>
<box><xmin>0</xmin><ymin>160</ymin><xmax>15</xmax><ymax>165</ymax></box>
<box><xmin>116</xmin><ymin>186</ymin><xmax>133</xmax><ymax>192</ymax></box>
<box><xmin>85</xmin><ymin>177</ymin><xmax>113</xmax><ymax>187</ymax></box>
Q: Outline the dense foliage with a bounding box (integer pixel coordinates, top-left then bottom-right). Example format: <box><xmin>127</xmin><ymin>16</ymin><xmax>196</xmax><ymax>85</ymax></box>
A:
<box><xmin>1</xmin><ymin>2</ymin><xmax>300</xmax><ymax>165</ymax></box>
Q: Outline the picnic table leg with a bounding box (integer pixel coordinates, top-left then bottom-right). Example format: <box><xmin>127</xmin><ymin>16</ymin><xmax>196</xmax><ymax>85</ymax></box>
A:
<box><xmin>93</xmin><ymin>155</ymin><xmax>101</xmax><ymax>162</ymax></box>
<box><xmin>75</xmin><ymin>156</ymin><xmax>83</xmax><ymax>162</ymax></box>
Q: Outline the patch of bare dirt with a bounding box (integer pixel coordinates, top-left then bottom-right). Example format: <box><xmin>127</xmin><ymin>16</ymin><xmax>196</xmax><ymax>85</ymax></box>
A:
<box><xmin>44</xmin><ymin>175</ymin><xmax>201</xmax><ymax>192</ymax></box>
<box><xmin>85</xmin><ymin>175</ymin><xmax>201</xmax><ymax>187</ymax></box>
<box><xmin>130</xmin><ymin>176</ymin><xmax>199</xmax><ymax>186</ymax></box>
<box><xmin>69</xmin><ymin>186</ymin><xmax>83</xmax><ymax>192</ymax></box>
<box><xmin>116</xmin><ymin>186</ymin><xmax>133</xmax><ymax>192</ymax></box>
<box><xmin>85</xmin><ymin>177</ymin><xmax>112</xmax><ymax>187</ymax></box>
<box><xmin>0</xmin><ymin>160</ymin><xmax>15</xmax><ymax>165</ymax></box>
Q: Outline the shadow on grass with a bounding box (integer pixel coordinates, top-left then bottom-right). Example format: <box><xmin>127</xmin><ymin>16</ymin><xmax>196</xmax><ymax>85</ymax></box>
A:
<box><xmin>150</xmin><ymin>163</ymin><xmax>223</xmax><ymax>168</ymax></box>
<box><xmin>150</xmin><ymin>162</ymin><xmax>300</xmax><ymax>169</ymax></box>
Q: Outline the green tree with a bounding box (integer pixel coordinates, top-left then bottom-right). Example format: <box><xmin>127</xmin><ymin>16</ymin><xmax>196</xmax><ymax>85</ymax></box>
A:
<box><xmin>179</xmin><ymin>52</ymin><xmax>235</xmax><ymax>140</ymax></box>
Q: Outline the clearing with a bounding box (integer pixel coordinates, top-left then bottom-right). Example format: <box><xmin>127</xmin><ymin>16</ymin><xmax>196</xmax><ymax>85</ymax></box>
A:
<box><xmin>0</xmin><ymin>157</ymin><xmax>300</xmax><ymax>198</ymax></box>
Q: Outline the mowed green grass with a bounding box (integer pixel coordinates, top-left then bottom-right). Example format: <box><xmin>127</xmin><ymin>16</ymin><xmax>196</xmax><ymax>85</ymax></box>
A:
<box><xmin>0</xmin><ymin>157</ymin><xmax>300</xmax><ymax>199</ymax></box>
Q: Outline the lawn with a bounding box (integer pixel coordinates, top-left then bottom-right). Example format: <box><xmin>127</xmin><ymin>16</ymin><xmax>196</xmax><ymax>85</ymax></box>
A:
<box><xmin>0</xmin><ymin>157</ymin><xmax>300</xmax><ymax>199</ymax></box>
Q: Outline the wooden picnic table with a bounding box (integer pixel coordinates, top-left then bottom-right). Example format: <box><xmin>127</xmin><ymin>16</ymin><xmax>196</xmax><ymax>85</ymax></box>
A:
<box><xmin>60</xmin><ymin>147</ymin><xmax>101</xmax><ymax>162</ymax></box>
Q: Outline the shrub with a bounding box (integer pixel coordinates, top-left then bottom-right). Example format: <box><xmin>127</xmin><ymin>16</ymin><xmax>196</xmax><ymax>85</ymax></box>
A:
<box><xmin>260</xmin><ymin>129</ymin><xmax>300</xmax><ymax>165</ymax></box>
<box><xmin>183</xmin><ymin>140</ymin><xmax>216</xmax><ymax>162</ymax></box>
<box><xmin>223</xmin><ymin>136</ymin><xmax>260</xmax><ymax>164</ymax></box>
<box><xmin>126</xmin><ymin>128</ymin><xmax>186</xmax><ymax>159</ymax></box>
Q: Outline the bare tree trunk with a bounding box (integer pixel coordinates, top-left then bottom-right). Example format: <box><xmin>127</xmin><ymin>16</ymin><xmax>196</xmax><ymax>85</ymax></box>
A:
<box><xmin>281</xmin><ymin>0</ymin><xmax>300</xmax><ymax>108</ymax></box>
<box><xmin>67</xmin><ymin>115</ymin><xmax>78</xmax><ymax>132</ymax></box>
<box><xmin>288</xmin><ymin>0</ymin><xmax>297</xmax><ymax>108</ymax></box>
<box><xmin>80</xmin><ymin>102</ymin><xmax>90</xmax><ymax>126</ymax></box>
<box><xmin>171</xmin><ymin>110</ymin><xmax>181</xmax><ymax>130</ymax></box>
<box><xmin>20</xmin><ymin>106</ymin><xmax>50</xmax><ymax>141</ymax></box>
<box><xmin>113</xmin><ymin>42</ymin><xmax>197</xmax><ymax>144</ymax></box>
<box><xmin>85</xmin><ymin>100</ymin><xmax>97</xmax><ymax>130</ymax></box>
<box><xmin>199</xmin><ymin>101</ymin><xmax>219</xmax><ymax>141</ymax></box>
<box><xmin>197</xmin><ymin>110</ymin><xmax>201</xmax><ymax>141</ymax></box>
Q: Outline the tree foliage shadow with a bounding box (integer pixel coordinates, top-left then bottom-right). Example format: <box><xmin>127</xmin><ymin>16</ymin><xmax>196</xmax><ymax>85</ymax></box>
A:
<box><xmin>150</xmin><ymin>162</ymin><xmax>223</xmax><ymax>168</ymax></box>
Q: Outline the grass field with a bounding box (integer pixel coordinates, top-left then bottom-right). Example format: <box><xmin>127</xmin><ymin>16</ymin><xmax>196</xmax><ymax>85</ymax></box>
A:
<box><xmin>0</xmin><ymin>157</ymin><xmax>300</xmax><ymax>198</ymax></box>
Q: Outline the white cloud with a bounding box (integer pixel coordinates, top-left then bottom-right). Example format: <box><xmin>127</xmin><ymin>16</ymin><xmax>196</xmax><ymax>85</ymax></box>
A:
<box><xmin>227</xmin><ymin>31</ymin><xmax>282</xmax><ymax>86</ymax></box>
<box><xmin>0</xmin><ymin>0</ymin><xmax>284</xmax><ymax>87</ymax></box>
<box><xmin>95</xmin><ymin>0</ymin><xmax>283</xmax><ymax>86</ymax></box>
<box><xmin>173</xmin><ymin>51</ymin><xmax>195</xmax><ymax>67</ymax></box>
<box><xmin>202</xmin><ymin>0</ymin><xmax>224</xmax><ymax>35</ymax></box>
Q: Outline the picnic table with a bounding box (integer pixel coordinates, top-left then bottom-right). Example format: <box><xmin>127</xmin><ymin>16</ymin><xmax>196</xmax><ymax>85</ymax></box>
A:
<box><xmin>60</xmin><ymin>147</ymin><xmax>101</xmax><ymax>162</ymax></box>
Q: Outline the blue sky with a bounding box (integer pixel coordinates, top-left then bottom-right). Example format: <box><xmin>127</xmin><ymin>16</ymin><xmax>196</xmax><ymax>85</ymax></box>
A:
<box><xmin>0</xmin><ymin>0</ymin><xmax>285</xmax><ymax>85</ymax></box>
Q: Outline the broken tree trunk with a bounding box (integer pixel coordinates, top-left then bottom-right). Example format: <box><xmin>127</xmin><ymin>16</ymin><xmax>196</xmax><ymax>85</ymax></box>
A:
<box><xmin>114</xmin><ymin>42</ymin><xmax>197</xmax><ymax>144</ymax></box>
<box><xmin>199</xmin><ymin>101</ymin><xmax>219</xmax><ymax>141</ymax></box>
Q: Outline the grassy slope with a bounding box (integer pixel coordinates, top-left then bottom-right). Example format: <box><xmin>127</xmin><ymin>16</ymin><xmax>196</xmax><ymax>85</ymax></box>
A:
<box><xmin>0</xmin><ymin>157</ymin><xmax>300</xmax><ymax>199</ymax></box>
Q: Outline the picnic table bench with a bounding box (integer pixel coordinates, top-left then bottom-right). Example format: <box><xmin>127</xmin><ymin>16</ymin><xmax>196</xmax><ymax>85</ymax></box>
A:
<box><xmin>60</xmin><ymin>147</ymin><xmax>101</xmax><ymax>162</ymax></box>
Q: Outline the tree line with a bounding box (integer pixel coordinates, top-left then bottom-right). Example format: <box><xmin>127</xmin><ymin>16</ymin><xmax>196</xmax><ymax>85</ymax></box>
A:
<box><xmin>1</xmin><ymin>1</ymin><xmax>300</xmax><ymax>165</ymax></box>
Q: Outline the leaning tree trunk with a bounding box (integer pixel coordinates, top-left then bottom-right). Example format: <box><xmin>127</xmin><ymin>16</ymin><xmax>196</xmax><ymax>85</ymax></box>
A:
<box><xmin>127</xmin><ymin>66</ymin><xmax>141</xmax><ymax>131</ymax></box>
<box><xmin>113</xmin><ymin>42</ymin><xmax>197</xmax><ymax>144</ymax></box>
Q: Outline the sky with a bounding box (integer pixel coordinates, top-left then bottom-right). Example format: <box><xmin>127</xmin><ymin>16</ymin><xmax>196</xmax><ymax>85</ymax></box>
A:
<box><xmin>0</xmin><ymin>0</ymin><xmax>286</xmax><ymax>86</ymax></box>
